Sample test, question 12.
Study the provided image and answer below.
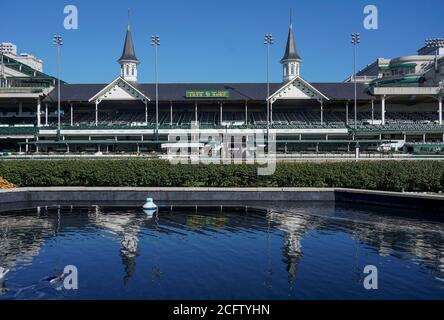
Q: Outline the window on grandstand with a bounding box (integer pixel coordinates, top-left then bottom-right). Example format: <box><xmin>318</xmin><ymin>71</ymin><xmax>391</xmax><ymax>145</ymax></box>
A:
<box><xmin>405</xmin><ymin>67</ymin><xmax>415</xmax><ymax>74</ymax></box>
<box><xmin>392</xmin><ymin>67</ymin><xmax>415</xmax><ymax>76</ymax></box>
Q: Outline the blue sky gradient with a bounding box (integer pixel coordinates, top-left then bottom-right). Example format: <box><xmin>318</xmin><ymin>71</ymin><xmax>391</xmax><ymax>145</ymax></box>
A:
<box><xmin>1</xmin><ymin>0</ymin><xmax>443</xmax><ymax>84</ymax></box>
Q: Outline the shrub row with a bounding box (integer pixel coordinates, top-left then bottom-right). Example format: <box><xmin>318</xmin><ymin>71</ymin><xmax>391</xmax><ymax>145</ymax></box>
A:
<box><xmin>0</xmin><ymin>160</ymin><xmax>443</xmax><ymax>192</ymax></box>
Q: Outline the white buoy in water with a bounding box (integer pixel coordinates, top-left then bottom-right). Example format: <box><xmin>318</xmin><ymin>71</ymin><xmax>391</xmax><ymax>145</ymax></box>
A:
<box><xmin>143</xmin><ymin>198</ymin><xmax>158</xmax><ymax>216</ymax></box>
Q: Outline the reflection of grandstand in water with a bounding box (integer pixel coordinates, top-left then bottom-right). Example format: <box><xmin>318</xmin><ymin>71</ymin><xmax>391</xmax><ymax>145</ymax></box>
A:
<box><xmin>349</xmin><ymin>216</ymin><xmax>444</xmax><ymax>278</ymax></box>
<box><xmin>0</xmin><ymin>207</ymin><xmax>58</xmax><ymax>270</ymax></box>
<box><xmin>1</xmin><ymin>204</ymin><xmax>443</xmax><ymax>288</ymax></box>
<box><xmin>87</xmin><ymin>206</ymin><xmax>146</xmax><ymax>285</ymax></box>
<box><xmin>268</xmin><ymin>203</ymin><xmax>444</xmax><ymax>284</ymax></box>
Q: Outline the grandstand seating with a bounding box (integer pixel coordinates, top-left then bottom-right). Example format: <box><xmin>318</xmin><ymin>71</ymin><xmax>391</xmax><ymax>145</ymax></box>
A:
<box><xmin>2</xmin><ymin>110</ymin><xmax>443</xmax><ymax>131</ymax></box>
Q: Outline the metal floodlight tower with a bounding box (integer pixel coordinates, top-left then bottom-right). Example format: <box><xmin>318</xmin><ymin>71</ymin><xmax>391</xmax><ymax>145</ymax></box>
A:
<box><xmin>53</xmin><ymin>35</ymin><xmax>63</xmax><ymax>137</ymax></box>
<box><xmin>351</xmin><ymin>33</ymin><xmax>360</xmax><ymax>129</ymax></box>
<box><xmin>264</xmin><ymin>33</ymin><xmax>273</xmax><ymax>138</ymax></box>
<box><xmin>151</xmin><ymin>34</ymin><xmax>160</xmax><ymax>142</ymax></box>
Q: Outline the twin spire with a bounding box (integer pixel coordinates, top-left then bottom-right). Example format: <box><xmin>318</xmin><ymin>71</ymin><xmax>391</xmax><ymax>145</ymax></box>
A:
<box><xmin>281</xmin><ymin>9</ymin><xmax>301</xmax><ymax>63</ymax></box>
<box><xmin>118</xmin><ymin>11</ymin><xmax>139</xmax><ymax>65</ymax></box>
<box><xmin>281</xmin><ymin>9</ymin><xmax>302</xmax><ymax>82</ymax></box>
<box><xmin>118</xmin><ymin>11</ymin><xmax>139</xmax><ymax>82</ymax></box>
<box><xmin>117</xmin><ymin>9</ymin><xmax>300</xmax><ymax>83</ymax></box>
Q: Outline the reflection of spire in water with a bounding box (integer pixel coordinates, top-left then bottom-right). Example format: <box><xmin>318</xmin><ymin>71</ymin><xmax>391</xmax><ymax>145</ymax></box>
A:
<box><xmin>268</xmin><ymin>210</ymin><xmax>312</xmax><ymax>288</ymax></box>
<box><xmin>88</xmin><ymin>206</ymin><xmax>145</xmax><ymax>286</ymax></box>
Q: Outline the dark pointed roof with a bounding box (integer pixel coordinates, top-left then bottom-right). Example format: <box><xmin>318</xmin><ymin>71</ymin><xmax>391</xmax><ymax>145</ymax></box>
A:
<box><xmin>43</xmin><ymin>82</ymin><xmax>374</xmax><ymax>103</ymax></box>
<box><xmin>118</xmin><ymin>25</ymin><xmax>139</xmax><ymax>64</ymax></box>
<box><xmin>280</xmin><ymin>22</ymin><xmax>301</xmax><ymax>63</ymax></box>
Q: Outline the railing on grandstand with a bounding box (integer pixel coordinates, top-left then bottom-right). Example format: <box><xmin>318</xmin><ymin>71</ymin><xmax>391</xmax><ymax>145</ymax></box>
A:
<box><xmin>2</xmin><ymin>110</ymin><xmax>443</xmax><ymax>131</ymax></box>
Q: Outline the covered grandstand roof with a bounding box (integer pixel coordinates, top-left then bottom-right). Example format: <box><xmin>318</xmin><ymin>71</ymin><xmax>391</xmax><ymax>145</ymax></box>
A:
<box><xmin>43</xmin><ymin>82</ymin><xmax>373</xmax><ymax>103</ymax></box>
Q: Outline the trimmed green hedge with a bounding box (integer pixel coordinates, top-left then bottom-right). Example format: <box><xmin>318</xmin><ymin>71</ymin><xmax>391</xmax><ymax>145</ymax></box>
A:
<box><xmin>0</xmin><ymin>160</ymin><xmax>443</xmax><ymax>192</ymax></box>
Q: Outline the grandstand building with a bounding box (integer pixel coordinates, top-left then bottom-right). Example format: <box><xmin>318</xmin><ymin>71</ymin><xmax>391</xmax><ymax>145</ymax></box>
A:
<box><xmin>1</xmin><ymin>18</ymin><xmax>444</xmax><ymax>155</ymax></box>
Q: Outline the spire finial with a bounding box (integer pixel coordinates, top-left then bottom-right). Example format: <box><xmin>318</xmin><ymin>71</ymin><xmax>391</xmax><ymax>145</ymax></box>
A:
<box><xmin>128</xmin><ymin>10</ymin><xmax>131</xmax><ymax>30</ymax></box>
<box><xmin>290</xmin><ymin>8</ymin><xmax>292</xmax><ymax>27</ymax></box>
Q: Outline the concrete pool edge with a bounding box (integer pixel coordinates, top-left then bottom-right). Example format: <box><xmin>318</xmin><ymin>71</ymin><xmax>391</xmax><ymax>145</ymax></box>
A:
<box><xmin>0</xmin><ymin>187</ymin><xmax>443</xmax><ymax>212</ymax></box>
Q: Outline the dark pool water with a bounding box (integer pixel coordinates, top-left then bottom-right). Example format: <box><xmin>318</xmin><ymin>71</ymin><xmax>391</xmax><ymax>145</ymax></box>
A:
<box><xmin>0</xmin><ymin>202</ymin><xmax>443</xmax><ymax>300</ymax></box>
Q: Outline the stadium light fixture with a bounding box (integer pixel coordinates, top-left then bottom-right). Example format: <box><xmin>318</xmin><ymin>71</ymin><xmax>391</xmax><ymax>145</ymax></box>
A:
<box><xmin>264</xmin><ymin>34</ymin><xmax>273</xmax><ymax>137</ymax></box>
<box><xmin>53</xmin><ymin>35</ymin><xmax>63</xmax><ymax>137</ymax></box>
<box><xmin>425</xmin><ymin>38</ymin><xmax>444</xmax><ymax>73</ymax></box>
<box><xmin>151</xmin><ymin>35</ymin><xmax>160</xmax><ymax>142</ymax></box>
<box><xmin>351</xmin><ymin>33</ymin><xmax>360</xmax><ymax>129</ymax></box>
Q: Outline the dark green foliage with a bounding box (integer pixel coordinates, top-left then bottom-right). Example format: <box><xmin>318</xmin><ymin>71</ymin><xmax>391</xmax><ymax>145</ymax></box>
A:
<box><xmin>0</xmin><ymin>160</ymin><xmax>443</xmax><ymax>192</ymax></box>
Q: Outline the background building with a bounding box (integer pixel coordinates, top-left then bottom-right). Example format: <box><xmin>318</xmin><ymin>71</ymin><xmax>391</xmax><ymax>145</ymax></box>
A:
<box><xmin>1</xmin><ymin>42</ymin><xmax>44</xmax><ymax>72</ymax></box>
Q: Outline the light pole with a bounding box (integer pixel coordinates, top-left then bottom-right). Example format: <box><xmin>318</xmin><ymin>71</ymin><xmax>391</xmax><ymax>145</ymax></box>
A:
<box><xmin>151</xmin><ymin>34</ymin><xmax>160</xmax><ymax>143</ymax></box>
<box><xmin>264</xmin><ymin>34</ymin><xmax>273</xmax><ymax>138</ymax></box>
<box><xmin>351</xmin><ymin>33</ymin><xmax>360</xmax><ymax>130</ymax></box>
<box><xmin>53</xmin><ymin>35</ymin><xmax>63</xmax><ymax>137</ymax></box>
<box><xmin>0</xmin><ymin>49</ymin><xmax>5</xmax><ymax>84</ymax></box>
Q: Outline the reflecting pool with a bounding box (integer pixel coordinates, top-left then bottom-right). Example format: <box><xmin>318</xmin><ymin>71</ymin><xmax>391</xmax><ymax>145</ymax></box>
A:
<box><xmin>0</xmin><ymin>202</ymin><xmax>443</xmax><ymax>300</ymax></box>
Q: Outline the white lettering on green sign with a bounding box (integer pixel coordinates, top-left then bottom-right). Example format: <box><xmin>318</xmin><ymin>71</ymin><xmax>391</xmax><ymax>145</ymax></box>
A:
<box><xmin>186</xmin><ymin>90</ymin><xmax>230</xmax><ymax>98</ymax></box>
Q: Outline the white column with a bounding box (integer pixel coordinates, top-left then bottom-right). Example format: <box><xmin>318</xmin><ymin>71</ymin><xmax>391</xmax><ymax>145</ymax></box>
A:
<box><xmin>439</xmin><ymin>96</ymin><xmax>442</xmax><ymax>125</ymax></box>
<box><xmin>195</xmin><ymin>102</ymin><xmax>198</xmax><ymax>123</ymax></box>
<box><xmin>371</xmin><ymin>99</ymin><xmax>374</xmax><ymax>125</ymax></box>
<box><xmin>220</xmin><ymin>102</ymin><xmax>223</xmax><ymax>125</ymax></box>
<box><xmin>270</xmin><ymin>101</ymin><xmax>274</xmax><ymax>124</ymax></box>
<box><xmin>95</xmin><ymin>101</ymin><xmax>99</xmax><ymax>126</ymax></box>
<box><xmin>45</xmin><ymin>104</ymin><xmax>48</xmax><ymax>126</ymax></box>
<box><xmin>70</xmin><ymin>103</ymin><xmax>73</xmax><ymax>126</ymax></box>
<box><xmin>245</xmin><ymin>100</ymin><xmax>248</xmax><ymax>124</ymax></box>
<box><xmin>346</xmin><ymin>101</ymin><xmax>349</xmax><ymax>125</ymax></box>
<box><xmin>170</xmin><ymin>101</ymin><xmax>173</xmax><ymax>126</ymax></box>
<box><xmin>320</xmin><ymin>100</ymin><xmax>324</xmax><ymax>125</ymax></box>
<box><xmin>145</xmin><ymin>101</ymin><xmax>148</xmax><ymax>124</ymax></box>
<box><xmin>381</xmin><ymin>96</ymin><xmax>386</xmax><ymax>125</ymax></box>
<box><xmin>25</xmin><ymin>138</ymin><xmax>29</xmax><ymax>153</ymax></box>
<box><xmin>36</xmin><ymin>97</ymin><xmax>41</xmax><ymax>127</ymax></box>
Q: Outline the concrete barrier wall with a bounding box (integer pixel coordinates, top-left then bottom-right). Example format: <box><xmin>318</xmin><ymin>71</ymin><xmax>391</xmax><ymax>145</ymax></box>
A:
<box><xmin>0</xmin><ymin>187</ymin><xmax>335</xmax><ymax>203</ymax></box>
<box><xmin>0</xmin><ymin>187</ymin><xmax>443</xmax><ymax>212</ymax></box>
<box><xmin>335</xmin><ymin>188</ymin><xmax>444</xmax><ymax>212</ymax></box>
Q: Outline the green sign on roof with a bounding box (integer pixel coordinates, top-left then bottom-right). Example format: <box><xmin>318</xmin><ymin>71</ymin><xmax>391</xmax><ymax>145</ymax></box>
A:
<box><xmin>186</xmin><ymin>90</ymin><xmax>230</xmax><ymax>99</ymax></box>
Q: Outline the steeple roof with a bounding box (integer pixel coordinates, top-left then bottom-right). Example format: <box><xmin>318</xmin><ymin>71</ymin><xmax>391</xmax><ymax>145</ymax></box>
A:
<box><xmin>280</xmin><ymin>11</ymin><xmax>301</xmax><ymax>63</ymax></box>
<box><xmin>118</xmin><ymin>23</ymin><xmax>139</xmax><ymax>64</ymax></box>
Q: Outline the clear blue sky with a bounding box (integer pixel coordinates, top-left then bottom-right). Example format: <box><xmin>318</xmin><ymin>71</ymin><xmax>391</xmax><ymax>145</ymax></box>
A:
<box><xmin>1</xmin><ymin>0</ymin><xmax>443</xmax><ymax>84</ymax></box>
